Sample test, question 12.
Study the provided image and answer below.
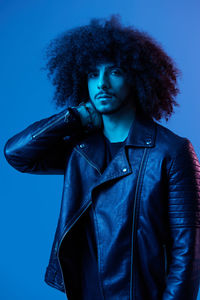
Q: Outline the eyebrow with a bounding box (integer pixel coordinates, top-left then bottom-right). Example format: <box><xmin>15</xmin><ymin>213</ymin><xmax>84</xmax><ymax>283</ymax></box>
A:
<box><xmin>104</xmin><ymin>65</ymin><xmax>118</xmax><ymax>69</ymax></box>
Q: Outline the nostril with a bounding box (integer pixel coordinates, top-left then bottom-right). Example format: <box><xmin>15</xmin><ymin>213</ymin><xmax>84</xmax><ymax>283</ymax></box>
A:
<box><xmin>98</xmin><ymin>81</ymin><xmax>107</xmax><ymax>87</ymax></box>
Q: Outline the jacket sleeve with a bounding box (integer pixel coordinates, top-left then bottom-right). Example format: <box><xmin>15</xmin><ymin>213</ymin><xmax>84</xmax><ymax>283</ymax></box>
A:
<box><xmin>163</xmin><ymin>138</ymin><xmax>200</xmax><ymax>300</ymax></box>
<box><xmin>4</xmin><ymin>107</ymin><xmax>83</xmax><ymax>175</ymax></box>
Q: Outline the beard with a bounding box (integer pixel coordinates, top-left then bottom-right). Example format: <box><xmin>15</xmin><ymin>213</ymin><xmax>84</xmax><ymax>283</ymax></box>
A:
<box><xmin>98</xmin><ymin>102</ymin><xmax>125</xmax><ymax>115</ymax></box>
<box><xmin>92</xmin><ymin>94</ymin><xmax>133</xmax><ymax>116</ymax></box>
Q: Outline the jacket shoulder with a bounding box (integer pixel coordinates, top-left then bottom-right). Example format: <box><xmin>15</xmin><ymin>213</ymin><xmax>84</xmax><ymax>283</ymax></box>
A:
<box><xmin>154</xmin><ymin>121</ymin><xmax>190</xmax><ymax>158</ymax></box>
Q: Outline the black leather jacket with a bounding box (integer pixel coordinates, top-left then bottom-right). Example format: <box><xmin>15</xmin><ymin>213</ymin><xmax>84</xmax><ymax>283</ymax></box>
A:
<box><xmin>4</xmin><ymin>107</ymin><xmax>200</xmax><ymax>300</ymax></box>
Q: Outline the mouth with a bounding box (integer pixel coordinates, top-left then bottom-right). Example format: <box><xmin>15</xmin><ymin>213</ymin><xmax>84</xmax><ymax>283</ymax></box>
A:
<box><xmin>96</xmin><ymin>94</ymin><xmax>113</xmax><ymax>99</ymax></box>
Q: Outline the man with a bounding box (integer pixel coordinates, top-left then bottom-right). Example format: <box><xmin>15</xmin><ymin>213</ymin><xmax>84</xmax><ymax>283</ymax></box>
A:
<box><xmin>4</xmin><ymin>15</ymin><xmax>200</xmax><ymax>300</ymax></box>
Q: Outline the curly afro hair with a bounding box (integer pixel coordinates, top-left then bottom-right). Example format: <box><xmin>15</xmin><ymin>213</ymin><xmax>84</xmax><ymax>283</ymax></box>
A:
<box><xmin>44</xmin><ymin>14</ymin><xmax>181</xmax><ymax>121</ymax></box>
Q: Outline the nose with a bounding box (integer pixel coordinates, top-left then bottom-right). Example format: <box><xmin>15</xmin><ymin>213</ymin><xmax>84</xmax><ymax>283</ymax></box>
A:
<box><xmin>97</xmin><ymin>72</ymin><xmax>110</xmax><ymax>90</ymax></box>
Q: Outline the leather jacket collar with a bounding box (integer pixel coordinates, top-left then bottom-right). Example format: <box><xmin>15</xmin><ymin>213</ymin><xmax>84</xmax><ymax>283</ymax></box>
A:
<box><xmin>75</xmin><ymin>112</ymin><xmax>156</xmax><ymax>174</ymax></box>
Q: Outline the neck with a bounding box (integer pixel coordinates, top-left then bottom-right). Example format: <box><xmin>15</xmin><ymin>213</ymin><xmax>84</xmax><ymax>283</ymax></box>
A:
<box><xmin>102</xmin><ymin>101</ymin><xmax>136</xmax><ymax>143</ymax></box>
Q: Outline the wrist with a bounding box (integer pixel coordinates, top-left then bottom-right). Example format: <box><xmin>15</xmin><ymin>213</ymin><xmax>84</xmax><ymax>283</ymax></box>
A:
<box><xmin>76</xmin><ymin>104</ymin><xmax>91</xmax><ymax>127</ymax></box>
<box><xmin>72</xmin><ymin>101</ymin><xmax>102</xmax><ymax>131</ymax></box>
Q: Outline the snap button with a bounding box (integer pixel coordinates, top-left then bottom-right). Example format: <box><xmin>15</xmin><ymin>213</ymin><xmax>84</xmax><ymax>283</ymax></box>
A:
<box><xmin>146</xmin><ymin>139</ymin><xmax>151</xmax><ymax>145</ymax></box>
<box><xmin>79</xmin><ymin>144</ymin><xmax>85</xmax><ymax>148</ymax></box>
<box><xmin>122</xmin><ymin>168</ymin><xmax>127</xmax><ymax>172</ymax></box>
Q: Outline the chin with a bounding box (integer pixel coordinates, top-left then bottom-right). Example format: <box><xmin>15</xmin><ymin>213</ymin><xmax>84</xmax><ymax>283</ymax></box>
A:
<box><xmin>98</xmin><ymin>106</ymin><xmax>122</xmax><ymax>115</ymax></box>
<box><xmin>100</xmin><ymin>101</ymin><xmax>125</xmax><ymax>114</ymax></box>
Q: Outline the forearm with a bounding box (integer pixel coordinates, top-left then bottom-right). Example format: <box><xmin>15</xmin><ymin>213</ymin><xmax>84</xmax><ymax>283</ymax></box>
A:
<box><xmin>4</xmin><ymin>107</ymin><xmax>83</xmax><ymax>174</ymax></box>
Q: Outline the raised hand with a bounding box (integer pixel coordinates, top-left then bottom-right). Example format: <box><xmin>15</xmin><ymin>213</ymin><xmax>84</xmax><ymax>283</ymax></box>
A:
<box><xmin>76</xmin><ymin>101</ymin><xmax>102</xmax><ymax>129</ymax></box>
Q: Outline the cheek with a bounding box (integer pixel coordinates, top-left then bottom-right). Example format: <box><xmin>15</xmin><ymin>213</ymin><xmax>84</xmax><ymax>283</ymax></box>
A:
<box><xmin>115</xmin><ymin>82</ymin><xmax>130</xmax><ymax>97</ymax></box>
<box><xmin>121</xmin><ymin>80</ymin><xmax>131</xmax><ymax>95</ymax></box>
<box><xmin>88</xmin><ymin>82</ymin><xmax>96</xmax><ymax>97</ymax></box>
<box><xmin>111</xmin><ymin>78</ymin><xmax>127</xmax><ymax>90</ymax></box>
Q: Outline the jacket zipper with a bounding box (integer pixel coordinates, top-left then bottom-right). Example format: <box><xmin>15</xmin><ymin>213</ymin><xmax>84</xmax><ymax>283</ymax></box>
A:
<box><xmin>130</xmin><ymin>148</ymin><xmax>148</xmax><ymax>300</ymax></box>
<box><xmin>75</xmin><ymin>147</ymin><xmax>102</xmax><ymax>175</ymax></box>
<box><xmin>32</xmin><ymin>111</ymin><xmax>68</xmax><ymax>139</ymax></box>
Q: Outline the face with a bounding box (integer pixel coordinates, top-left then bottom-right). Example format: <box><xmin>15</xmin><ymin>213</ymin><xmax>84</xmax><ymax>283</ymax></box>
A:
<box><xmin>87</xmin><ymin>62</ymin><xmax>132</xmax><ymax>115</ymax></box>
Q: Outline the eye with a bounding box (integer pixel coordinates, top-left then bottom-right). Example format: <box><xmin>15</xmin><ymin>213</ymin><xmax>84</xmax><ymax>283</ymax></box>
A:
<box><xmin>110</xmin><ymin>68</ymin><xmax>123</xmax><ymax>76</ymax></box>
<box><xmin>88</xmin><ymin>71</ymin><xmax>98</xmax><ymax>79</ymax></box>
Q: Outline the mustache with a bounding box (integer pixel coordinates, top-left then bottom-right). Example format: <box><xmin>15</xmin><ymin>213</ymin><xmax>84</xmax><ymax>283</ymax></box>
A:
<box><xmin>95</xmin><ymin>91</ymin><xmax>114</xmax><ymax>98</ymax></box>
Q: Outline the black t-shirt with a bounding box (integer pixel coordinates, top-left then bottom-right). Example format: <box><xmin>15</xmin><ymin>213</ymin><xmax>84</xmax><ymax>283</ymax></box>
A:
<box><xmin>104</xmin><ymin>135</ymin><xmax>126</xmax><ymax>165</ymax></box>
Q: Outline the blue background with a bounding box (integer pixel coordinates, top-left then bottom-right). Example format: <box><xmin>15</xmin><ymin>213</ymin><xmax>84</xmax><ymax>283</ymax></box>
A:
<box><xmin>1</xmin><ymin>0</ymin><xmax>200</xmax><ymax>299</ymax></box>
